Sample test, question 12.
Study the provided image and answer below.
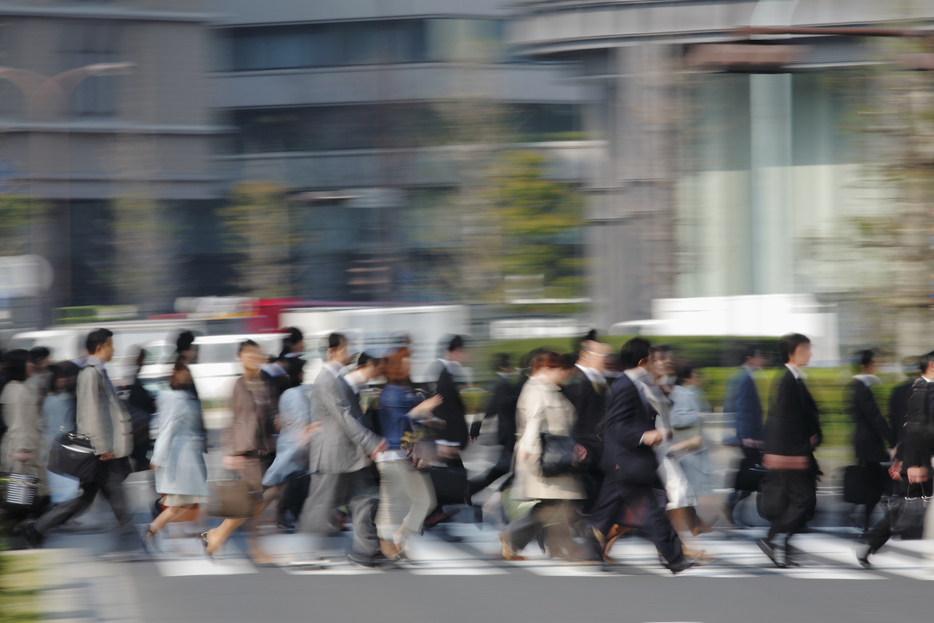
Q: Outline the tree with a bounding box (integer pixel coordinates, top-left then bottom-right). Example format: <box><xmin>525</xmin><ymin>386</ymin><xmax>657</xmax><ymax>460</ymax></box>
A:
<box><xmin>494</xmin><ymin>151</ymin><xmax>585</xmax><ymax>306</ymax></box>
<box><xmin>111</xmin><ymin>194</ymin><xmax>171</xmax><ymax>314</ymax></box>
<box><xmin>219</xmin><ymin>181</ymin><xmax>293</xmax><ymax>298</ymax></box>
<box><xmin>831</xmin><ymin>38</ymin><xmax>934</xmax><ymax>355</ymax></box>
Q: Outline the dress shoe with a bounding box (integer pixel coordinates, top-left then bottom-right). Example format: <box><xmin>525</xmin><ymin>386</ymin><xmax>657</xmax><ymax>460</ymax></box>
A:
<box><xmin>498</xmin><ymin>535</ymin><xmax>525</xmax><ymax>561</ymax></box>
<box><xmin>667</xmin><ymin>555</ymin><xmax>697</xmax><ymax>575</ymax></box>
<box><xmin>758</xmin><ymin>538</ymin><xmax>785</xmax><ymax>568</ymax></box>
<box><xmin>348</xmin><ymin>551</ymin><xmax>393</xmax><ymax>568</ymax></box>
<box><xmin>722</xmin><ymin>503</ymin><xmax>736</xmax><ymax>526</ymax></box>
<box><xmin>17</xmin><ymin>519</ymin><xmax>44</xmax><ymax>549</ymax></box>
<box><xmin>424</xmin><ymin>509</ymin><xmax>456</xmax><ymax>529</ymax></box>
<box><xmin>855</xmin><ymin>543</ymin><xmax>872</xmax><ymax>568</ymax></box>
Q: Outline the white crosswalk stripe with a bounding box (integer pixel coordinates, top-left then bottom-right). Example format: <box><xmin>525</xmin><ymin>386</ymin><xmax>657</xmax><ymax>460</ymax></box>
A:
<box><xmin>144</xmin><ymin>524</ymin><xmax>934</xmax><ymax>581</ymax></box>
<box><xmin>151</xmin><ymin>538</ymin><xmax>257</xmax><ymax>577</ymax></box>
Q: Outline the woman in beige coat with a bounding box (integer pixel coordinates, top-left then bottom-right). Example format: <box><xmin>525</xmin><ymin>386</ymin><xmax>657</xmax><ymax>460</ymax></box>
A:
<box><xmin>499</xmin><ymin>350</ymin><xmax>585</xmax><ymax>561</ymax></box>
<box><xmin>0</xmin><ymin>350</ymin><xmax>48</xmax><ymax>509</ymax></box>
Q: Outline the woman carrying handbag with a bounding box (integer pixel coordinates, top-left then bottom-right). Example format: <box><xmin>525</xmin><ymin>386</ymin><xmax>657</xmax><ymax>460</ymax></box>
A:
<box><xmin>1</xmin><ymin>350</ymin><xmax>48</xmax><ymax>518</ymax></box>
<box><xmin>499</xmin><ymin>350</ymin><xmax>586</xmax><ymax>562</ymax></box>
<box><xmin>376</xmin><ymin>346</ymin><xmax>443</xmax><ymax>559</ymax></box>
<box><xmin>143</xmin><ymin>362</ymin><xmax>210</xmax><ymax>549</ymax></box>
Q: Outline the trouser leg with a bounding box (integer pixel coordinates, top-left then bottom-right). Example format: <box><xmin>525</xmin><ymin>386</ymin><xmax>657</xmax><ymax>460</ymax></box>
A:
<box><xmin>502</xmin><ymin>500</ymin><xmax>561</xmax><ymax>551</ymax></box>
<box><xmin>767</xmin><ymin>471</ymin><xmax>815</xmax><ymax>542</ymax></box>
<box><xmin>468</xmin><ymin>449</ymin><xmax>513</xmax><ymax>495</ymax></box>
<box><xmin>346</xmin><ymin>469</ymin><xmax>379</xmax><ymax>557</ymax></box>
<box><xmin>34</xmin><ymin>473</ymin><xmax>102</xmax><ymax>536</ymax></box>
<box><xmin>638</xmin><ymin>485</ymin><xmax>684</xmax><ymax>565</ymax></box>
<box><xmin>589</xmin><ymin>480</ymin><xmax>625</xmax><ymax>538</ymax></box>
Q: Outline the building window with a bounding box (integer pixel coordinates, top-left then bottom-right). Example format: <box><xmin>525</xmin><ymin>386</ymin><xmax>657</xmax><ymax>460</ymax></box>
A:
<box><xmin>59</xmin><ymin>22</ymin><xmax>119</xmax><ymax>118</ymax></box>
<box><xmin>221</xmin><ymin>18</ymin><xmax>502</xmax><ymax>72</ymax></box>
<box><xmin>225</xmin><ymin>102</ymin><xmax>583</xmax><ymax>154</ymax></box>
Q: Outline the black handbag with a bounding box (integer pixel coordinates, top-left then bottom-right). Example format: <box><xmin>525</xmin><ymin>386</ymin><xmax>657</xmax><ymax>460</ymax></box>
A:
<box><xmin>48</xmin><ymin>432</ymin><xmax>102</xmax><ymax>482</ymax></box>
<box><xmin>889</xmin><ymin>484</ymin><xmax>930</xmax><ymax>540</ymax></box>
<box><xmin>540</xmin><ymin>433</ymin><xmax>578</xmax><ymax>478</ymax></box>
<box><xmin>734</xmin><ymin>457</ymin><xmax>768</xmax><ymax>492</ymax></box>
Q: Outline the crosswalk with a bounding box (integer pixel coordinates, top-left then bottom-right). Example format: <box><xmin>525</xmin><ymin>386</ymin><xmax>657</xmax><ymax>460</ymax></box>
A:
<box><xmin>141</xmin><ymin>524</ymin><xmax>934</xmax><ymax>581</ymax></box>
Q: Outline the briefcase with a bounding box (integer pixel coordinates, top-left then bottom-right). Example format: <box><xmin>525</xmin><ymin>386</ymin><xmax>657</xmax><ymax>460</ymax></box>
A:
<box><xmin>757</xmin><ymin>472</ymin><xmax>787</xmax><ymax>521</ymax></box>
<box><xmin>734</xmin><ymin>457</ymin><xmax>768</xmax><ymax>492</ymax></box>
<box><xmin>48</xmin><ymin>432</ymin><xmax>102</xmax><ymax>483</ymax></box>
<box><xmin>843</xmin><ymin>464</ymin><xmax>875</xmax><ymax>505</ymax></box>
<box><xmin>889</xmin><ymin>486</ymin><xmax>930</xmax><ymax>540</ymax></box>
<box><xmin>208</xmin><ymin>477</ymin><xmax>261</xmax><ymax>519</ymax></box>
<box><xmin>429</xmin><ymin>463</ymin><xmax>470</xmax><ymax>506</ymax></box>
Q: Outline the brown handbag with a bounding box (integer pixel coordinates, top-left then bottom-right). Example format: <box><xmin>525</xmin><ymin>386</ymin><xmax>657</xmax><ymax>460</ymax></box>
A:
<box><xmin>209</xmin><ymin>476</ymin><xmax>260</xmax><ymax>519</ymax></box>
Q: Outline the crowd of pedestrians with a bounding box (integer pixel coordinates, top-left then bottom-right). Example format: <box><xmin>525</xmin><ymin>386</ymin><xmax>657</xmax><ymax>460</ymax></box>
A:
<box><xmin>1</xmin><ymin>326</ymin><xmax>933</xmax><ymax>575</ymax></box>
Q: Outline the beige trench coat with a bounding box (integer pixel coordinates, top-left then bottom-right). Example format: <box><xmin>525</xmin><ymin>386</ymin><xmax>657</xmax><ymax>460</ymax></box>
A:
<box><xmin>513</xmin><ymin>377</ymin><xmax>584</xmax><ymax>501</ymax></box>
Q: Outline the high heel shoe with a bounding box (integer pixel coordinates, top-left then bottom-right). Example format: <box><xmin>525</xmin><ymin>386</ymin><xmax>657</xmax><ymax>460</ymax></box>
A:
<box><xmin>140</xmin><ymin>525</ymin><xmax>157</xmax><ymax>554</ymax></box>
<box><xmin>199</xmin><ymin>532</ymin><xmax>213</xmax><ymax>558</ymax></box>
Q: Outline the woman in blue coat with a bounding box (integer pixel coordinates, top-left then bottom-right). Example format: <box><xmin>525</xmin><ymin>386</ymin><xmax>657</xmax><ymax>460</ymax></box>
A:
<box><xmin>144</xmin><ymin>362</ymin><xmax>209</xmax><ymax>543</ymax></box>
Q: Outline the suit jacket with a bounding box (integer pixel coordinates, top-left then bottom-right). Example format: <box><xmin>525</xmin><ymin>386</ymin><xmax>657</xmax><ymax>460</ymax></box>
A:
<box><xmin>846</xmin><ymin>379</ymin><xmax>895</xmax><ymax>463</ymax></box>
<box><xmin>724</xmin><ymin>367</ymin><xmax>763</xmax><ymax>442</ymax></box>
<box><xmin>223</xmin><ymin>376</ymin><xmax>274</xmax><ymax>457</ymax></box>
<box><xmin>600</xmin><ymin>372</ymin><xmax>659</xmax><ymax>486</ymax></box>
<box><xmin>76</xmin><ymin>357</ymin><xmax>132</xmax><ymax>458</ymax></box>
<box><xmin>562</xmin><ymin>366</ymin><xmax>605</xmax><ymax>460</ymax></box>
<box><xmin>903</xmin><ymin>378</ymin><xmax>934</xmax><ymax>469</ymax></box>
<box><xmin>481</xmin><ymin>374</ymin><xmax>520</xmax><ymax>447</ymax></box>
<box><xmin>764</xmin><ymin>368</ymin><xmax>822</xmax><ymax>459</ymax></box>
<box><xmin>889</xmin><ymin>379</ymin><xmax>913</xmax><ymax>456</ymax></box>
<box><xmin>434</xmin><ymin>365</ymin><xmax>469</xmax><ymax>448</ymax></box>
<box><xmin>307</xmin><ymin>368</ymin><xmax>380</xmax><ymax>474</ymax></box>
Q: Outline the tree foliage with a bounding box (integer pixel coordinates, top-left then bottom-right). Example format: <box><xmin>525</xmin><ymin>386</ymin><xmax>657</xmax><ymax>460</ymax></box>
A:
<box><xmin>219</xmin><ymin>181</ymin><xmax>293</xmax><ymax>298</ymax></box>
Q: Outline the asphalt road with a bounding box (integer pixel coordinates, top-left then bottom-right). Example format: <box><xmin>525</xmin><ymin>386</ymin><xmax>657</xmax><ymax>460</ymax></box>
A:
<box><xmin>17</xmin><ymin>435</ymin><xmax>930</xmax><ymax>623</ymax></box>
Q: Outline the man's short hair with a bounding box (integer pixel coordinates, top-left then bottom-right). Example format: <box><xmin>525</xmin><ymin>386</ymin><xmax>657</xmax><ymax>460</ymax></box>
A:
<box><xmin>919</xmin><ymin>351</ymin><xmax>934</xmax><ymax>375</ymax></box>
<box><xmin>238</xmin><ymin>339</ymin><xmax>259</xmax><ymax>354</ymax></box>
<box><xmin>778</xmin><ymin>333</ymin><xmax>811</xmax><ymax>364</ymax></box>
<box><xmin>491</xmin><ymin>352</ymin><xmax>511</xmax><ymax>373</ymax></box>
<box><xmin>574</xmin><ymin>329</ymin><xmax>598</xmax><ymax>354</ymax></box>
<box><xmin>852</xmin><ymin>349</ymin><xmax>875</xmax><ymax>371</ymax></box>
<box><xmin>357</xmin><ymin>352</ymin><xmax>381</xmax><ymax>369</ymax></box>
<box><xmin>620</xmin><ymin>338</ymin><xmax>652</xmax><ymax>370</ymax></box>
<box><xmin>327</xmin><ymin>333</ymin><xmax>345</xmax><ymax>350</ymax></box>
<box><xmin>176</xmin><ymin>330</ymin><xmax>195</xmax><ymax>353</ymax></box>
<box><xmin>29</xmin><ymin>346</ymin><xmax>50</xmax><ymax>363</ymax></box>
<box><xmin>739</xmin><ymin>343</ymin><xmax>760</xmax><ymax>364</ymax></box>
<box><xmin>447</xmin><ymin>335</ymin><xmax>465</xmax><ymax>353</ymax></box>
<box><xmin>85</xmin><ymin>328</ymin><xmax>114</xmax><ymax>355</ymax></box>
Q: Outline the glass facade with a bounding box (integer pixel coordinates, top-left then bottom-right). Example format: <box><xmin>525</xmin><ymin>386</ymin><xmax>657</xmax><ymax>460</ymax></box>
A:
<box><xmin>223</xmin><ymin>103</ymin><xmax>582</xmax><ymax>153</ymax></box>
<box><xmin>215</xmin><ymin>18</ymin><xmax>507</xmax><ymax>72</ymax></box>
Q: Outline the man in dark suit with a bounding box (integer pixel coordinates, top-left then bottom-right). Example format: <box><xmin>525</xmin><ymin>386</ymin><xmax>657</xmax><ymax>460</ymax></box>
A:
<box><xmin>469</xmin><ymin>353</ymin><xmax>520</xmax><ymax>495</ymax></box>
<box><xmin>759</xmin><ymin>333</ymin><xmax>822</xmax><ymax>568</ymax></box>
<box><xmin>845</xmin><ymin>349</ymin><xmax>895</xmax><ymax>530</ymax></box>
<box><xmin>857</xmin><ymin>353</ymin><xmax>932</xmax><ymax>567</ymax></box>
<box><xmin>586</xmin><ymin>338</ymin><xmax>694</xmax><ymax>574</ymax></box>
<box><xmin>888</xmin><ymin>357</ymin><xmax>919</xmax><ymax>447</ymax></box>
<box><xmin>562</xmin><ymin>334</ymin><xmax>611</xmax><ymax>514</ymax></box>
<box><xmin>425</xmin><ymin>335</ymin><xmax>471</xmax><ymax>524</ymax></box>
<box><xmin>723</xmin><ymin>345</ymin><xmax>767</xmax><ymax>524</ymax></box>
<box><xmin>434</xmin><ymin>335</ymin><xmax>470</xmax><ymax>453</ymax></box>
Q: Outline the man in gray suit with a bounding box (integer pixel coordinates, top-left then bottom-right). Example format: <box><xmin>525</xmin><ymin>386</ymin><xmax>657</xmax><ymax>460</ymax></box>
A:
<box><xmin>299</xmin><ymin>333</ymin><xmax>388</xmax><ymax>566</ymax></box>
<box><xmin>22</xmin><ymin>328</ymin><xmax>136</xmax><ymax>553</ymax></box>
